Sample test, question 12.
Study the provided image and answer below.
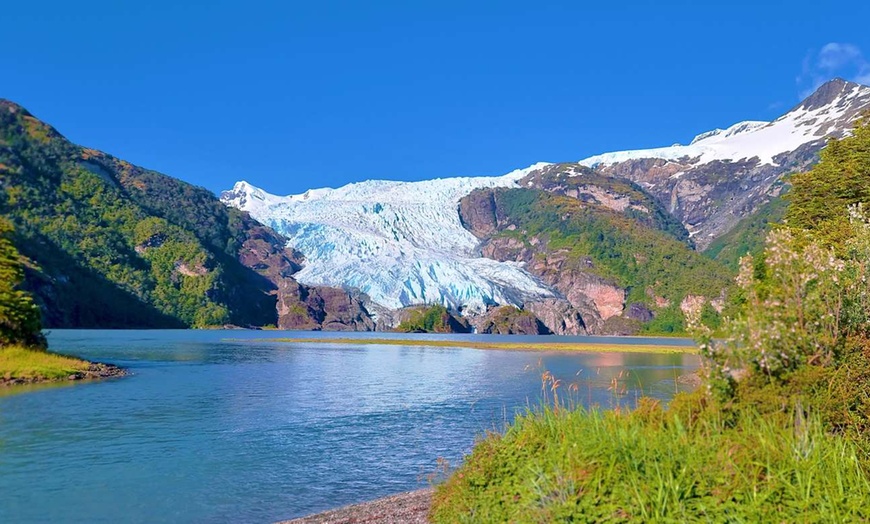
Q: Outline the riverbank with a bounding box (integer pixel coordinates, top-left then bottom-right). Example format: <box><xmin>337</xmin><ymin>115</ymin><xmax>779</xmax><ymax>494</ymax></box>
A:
<box><xmin>0</xmin><ymin>345</ymin><xmax>126</xmax><ymax>386</ymax></box>
<box><xmin>268</xmin><ymin>337</ymin><xmax>694</xmax><ymax>354</ymax></box>
<box><xmin>281</xmin><ymin>489</ymin><xmax>433</xmax><ymax>524</ymax></box>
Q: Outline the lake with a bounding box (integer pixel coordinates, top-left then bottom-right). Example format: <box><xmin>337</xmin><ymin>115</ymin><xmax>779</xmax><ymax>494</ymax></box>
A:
<box><xmin>0</xmin><ymin>330</ymin><xmax>699</xmax><ymax>523</ymax></box>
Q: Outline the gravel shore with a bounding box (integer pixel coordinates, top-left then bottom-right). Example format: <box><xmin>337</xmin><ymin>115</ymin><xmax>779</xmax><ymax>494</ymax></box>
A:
<box><xmin>280</xmin><ymin>488</ymin><xmax>433</xmax><ymax>524</ymax></box>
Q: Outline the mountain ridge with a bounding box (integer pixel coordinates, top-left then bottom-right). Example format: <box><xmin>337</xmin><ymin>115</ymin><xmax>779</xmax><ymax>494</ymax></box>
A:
<box><xmin>582</xmin><ymin>78</ymin><xmax>870</xmax><ymax>247</ymax></box>
<box><xmin>223</xmin><ymin>79</ymin><xmax>870</xmax><ymax>333</ymax></box>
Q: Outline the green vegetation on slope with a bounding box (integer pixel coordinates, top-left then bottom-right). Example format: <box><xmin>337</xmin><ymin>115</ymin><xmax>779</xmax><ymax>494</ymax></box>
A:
<box><xmin>396</xmin><ymin>305</ymin><xmax>470</xmax><ymax>333</ymax></box>
<box><xmin>786</xmin><ymin>114</ymin><xmax>870</xmax><ymax>252</ymax></box>
<box><xmin>432</xmin><ymin>117</ymin><xmax>870</xmax><ymax>521</ymax></box>
<box><xmin>704</xmin><ymin>192</ymin><xmax>788</xmax><ymax>269</ymax></box>
<box><xmin>525</xmin><ymin>164</ymin><xmax>691</xmax><ymax>244</ymax></box>
<box><xmin>585</xmin><ymin>175</ymin><xmax>690</xmax><ymax>244</ymax></box>
<box><xmin>0</xmin><ymin>100</ymin><xmax>277</xmax><ymax>328</ymax></box>
<box><xmin>494</xmin><ymin>188</ymin><xmax>733</xmax><ymax>329</ymax></box>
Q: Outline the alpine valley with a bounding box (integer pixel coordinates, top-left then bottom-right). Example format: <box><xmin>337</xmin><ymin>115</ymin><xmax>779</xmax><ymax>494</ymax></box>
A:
<box><xmin>3</xmin><ymin>79</ymin><xmax>870</xmax><ymax>335</ymax></box>
<box><xmin>221</xmin><ymin>78</ymin><xmax>870</xmax><ymax>334</ymax></box>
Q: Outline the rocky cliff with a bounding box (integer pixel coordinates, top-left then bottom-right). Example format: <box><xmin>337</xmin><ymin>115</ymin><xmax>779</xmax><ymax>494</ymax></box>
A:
<box><xmin>459</xmin><ymin>184</ymin><xmax>733</xmax><ymax>334</ymax></box>
<box><xmin>235</xmin><ymin>225</ymin><xmax>375</xmax><ymax>330</ymax></box>
<box><xmin>471</xmin><ymin>305</ymin><xmax>550</xmax><ymax>335</ymax></box>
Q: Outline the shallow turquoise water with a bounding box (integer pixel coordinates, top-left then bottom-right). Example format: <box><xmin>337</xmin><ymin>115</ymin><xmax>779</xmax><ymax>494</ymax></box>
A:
<box><xmin>0</xmin><ymin>330</ymin><xmax>698</xmax><ymax>523</ymax></box>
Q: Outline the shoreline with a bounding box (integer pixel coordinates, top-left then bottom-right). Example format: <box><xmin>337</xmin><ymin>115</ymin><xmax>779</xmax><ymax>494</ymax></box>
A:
<box><xmin>0</xmin><ymin>362</ymin><xmax>127</xmax><ymax>387</ymax></box>
<box><xmin>280</xmin><ymin>488</ymin><xmax>433</xmax><ymax>524</ymax></box>
<box><xmin>262</xmin><ymin>337</ymin><xmax>695</xmax><ymax>354</ymax></box>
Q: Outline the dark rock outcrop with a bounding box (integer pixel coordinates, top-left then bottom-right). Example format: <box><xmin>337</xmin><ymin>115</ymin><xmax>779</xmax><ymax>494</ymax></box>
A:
<box><xmin>237</xmin><ymin>223</ymin><xmax>375</xmax><ymax>331</ymax></box>
<box><xmin>458</xmin><ymin>189</ymin><xmax>500</xmax><ymax>238</ymax></box>
<box><xmin>525</xmin><ymin>299</ymin><xmax>587</xmax><ymax>335</ymax></box>
<box><xmin>625</xmin><ymin>303</ymin><xmax>654</xmax><ymax>322</ymax></box>
<box><xmin>471</xmin><ymin>306</ymin><xmax>550</xmax><ymax>335</ymax></box>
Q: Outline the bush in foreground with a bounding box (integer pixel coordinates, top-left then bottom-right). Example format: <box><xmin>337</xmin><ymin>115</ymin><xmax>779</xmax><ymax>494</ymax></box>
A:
<box><xmin>433</xmin><ymin>121</ymin><xmax>870</xmax><ymax>521</ymax></box>
<box><xmin>431</xmin><ymin>401</ymin><xmax>870</xmax><ymax>523</ymax></box>
<box><xmin>432</xmin><ymin>218</ymin><xmax>870</xmax><ymax>521</ymax></box>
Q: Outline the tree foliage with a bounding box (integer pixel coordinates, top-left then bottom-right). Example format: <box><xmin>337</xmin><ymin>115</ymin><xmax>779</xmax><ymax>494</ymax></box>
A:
<box><xmin>396</xmin><ymin>305</ymin><xmax>470</xmax><ymax>333</ymax></box>
<box><xmin>687</xmin><ymin>114</ymin><xmax>870</xmax><ymax>442</ymax></box>
<box><xmin>785</xmin><ymin>114</ymin><xmax>870</xmax><ymax>251</ymax></box>
<box><xmin>0</xmin><ymin>100</ymin><xmax>277</xmax><ymax>328</ymax></box>
<box><xmin>0</xmin><ymin>218</ymin><xmax>45</xmax><ymax>348</ymax></box>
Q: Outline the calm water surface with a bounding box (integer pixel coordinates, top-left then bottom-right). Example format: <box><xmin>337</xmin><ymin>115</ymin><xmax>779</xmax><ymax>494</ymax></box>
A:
<box><xmin>0</xmin><ymin>330</ymin><xmax>698</xmax><ymax>523</ymax></box>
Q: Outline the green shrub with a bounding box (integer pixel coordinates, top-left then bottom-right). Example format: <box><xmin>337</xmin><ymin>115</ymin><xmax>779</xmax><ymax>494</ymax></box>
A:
<box><xmin>396</xmin><ymin>305</ymin><xmax>469</xmax><ymax>333</ymax></box>
<box><xmin>639</xmin><ymin>306</ymin><xmax>684</xmax><ymax>334</ymax></box>
<box><xmin>432</xmin><ymin>404</ymin><xmax>870</xmax><ymax>523</ymax></box>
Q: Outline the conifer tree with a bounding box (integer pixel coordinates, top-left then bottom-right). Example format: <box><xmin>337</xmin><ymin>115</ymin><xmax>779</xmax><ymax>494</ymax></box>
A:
<box><xmin>786</xmin><ymin>114</ymin><xmax>870</xmax><ymax>249</ymax></box>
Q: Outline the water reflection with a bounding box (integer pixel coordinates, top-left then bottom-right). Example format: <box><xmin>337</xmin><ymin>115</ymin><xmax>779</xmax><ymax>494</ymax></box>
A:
<box><xmin>0</xmin><ymin>330</ymin><xmax>699</xmax><ymax>524</ymax></box>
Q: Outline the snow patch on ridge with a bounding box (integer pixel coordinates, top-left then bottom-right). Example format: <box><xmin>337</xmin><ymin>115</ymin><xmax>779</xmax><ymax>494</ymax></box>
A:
<box><xmin>222</xmin><ymin>163</ymin><xmax>555</xmax><ymax>313</ymax></box>
<box><xmin>579</xmin><ymin>81</ymin><xmax>870</xmax><ymax>168</ymax></box>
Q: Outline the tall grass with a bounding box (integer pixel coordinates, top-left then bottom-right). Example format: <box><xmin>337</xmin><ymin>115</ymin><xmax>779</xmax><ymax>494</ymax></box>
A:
<box><xmin>431</xmin><ymin>400</ymin><xmax>870</xmax><ymax>522</ymax></box>
<box><xmin>0</xmin><ymin>345</ymin><xmax>90</xmax><ymax>382</ymax></box>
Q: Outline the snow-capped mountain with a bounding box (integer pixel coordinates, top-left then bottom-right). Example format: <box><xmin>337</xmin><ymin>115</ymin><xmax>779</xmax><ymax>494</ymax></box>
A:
<box><xmin>221</xmin><ymin>164</ymin><xmax>555</xmax><ymax>314</ymax></box>
<box><xmin>222</xmin><ymin>78</ymin><xmax>870</xmax><ymax>318</ymax></box>
<box><xmin>580</xmin><ymin>78</ymin><xmax>870</xmax><ymax>247</ymax></box>
<box><xmin>581</xmin><ymin>79</ymin><xmax>870</xmax><ymax>169</ymax></box>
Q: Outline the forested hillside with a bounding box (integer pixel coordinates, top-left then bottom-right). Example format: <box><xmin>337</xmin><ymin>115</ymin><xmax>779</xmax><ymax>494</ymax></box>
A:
<box><xmin>704</xmin><ymin>193</ymin><xmax>788</xmax><ymax>269</ymax></box>
<box><xmin>0</xmin><ymin>100</ymin><xmax>373</xmax><ymax>329</ymax></box>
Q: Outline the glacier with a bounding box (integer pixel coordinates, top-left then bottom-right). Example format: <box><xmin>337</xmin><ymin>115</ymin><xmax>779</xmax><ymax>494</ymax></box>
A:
<box><xmin>222</xmin><ymin>78</ymin><xmax>870</xmax><ymax>318</ymax></box>
<box><xmin>222</xmin><ymin>163</ymin><xmax>556</xmax><ymax>314</ymax></box>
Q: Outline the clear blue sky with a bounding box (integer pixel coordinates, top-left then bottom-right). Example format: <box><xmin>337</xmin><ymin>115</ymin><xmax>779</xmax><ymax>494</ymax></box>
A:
<box><xmin>3</xmin><ymin>1</ymin><xmax>870</xmax><ymax>196</ymax></box>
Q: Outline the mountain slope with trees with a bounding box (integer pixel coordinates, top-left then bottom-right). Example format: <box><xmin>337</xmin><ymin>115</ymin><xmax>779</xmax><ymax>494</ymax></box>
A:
<box><xmin>459</xmin><ymin>184</ymin><xmax>733</xmax><ymax>334</ymax></box>
<box><xmin>0</xmin><ymin>100</ymin><xmax>374</xmax><ymax>330</ymax></box>
<box><xmin>432</xmin><ymin>106</ymin><xmax>870</xmax><ymax>524</ymax></box>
